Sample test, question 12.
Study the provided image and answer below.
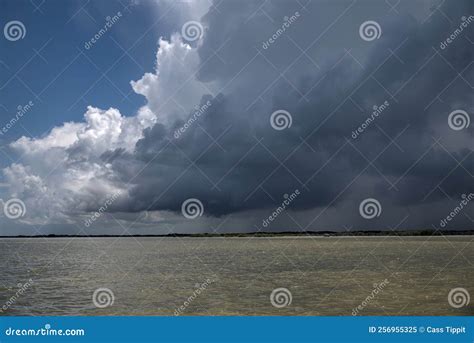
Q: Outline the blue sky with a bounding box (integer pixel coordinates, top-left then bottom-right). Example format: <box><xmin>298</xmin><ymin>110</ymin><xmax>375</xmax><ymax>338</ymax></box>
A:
<box><xmin>0</xmin><ymin>0</ymin><xmax>160</xmax><ymax>153</ymax></box>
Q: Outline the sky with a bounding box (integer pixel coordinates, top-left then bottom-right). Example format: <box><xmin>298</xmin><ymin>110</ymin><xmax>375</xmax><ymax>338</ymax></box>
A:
<box><xmin>0</xmin><ymin>0</ymin><xmax>472</xmax><ymax>235</ymax></box>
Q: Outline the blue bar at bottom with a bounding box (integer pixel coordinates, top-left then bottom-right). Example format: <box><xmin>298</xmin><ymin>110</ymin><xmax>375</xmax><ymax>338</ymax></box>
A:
<box><xmin>0</xmin><ymin>316</ymin><xmax>472</xmax><ymax>343</ymax></box>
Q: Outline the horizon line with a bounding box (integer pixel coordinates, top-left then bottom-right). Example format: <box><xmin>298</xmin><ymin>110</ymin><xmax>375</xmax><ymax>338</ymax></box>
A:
<box><xmin>1</xmin><ymin>229</ymin><xmax>473</xmax><ymax>238</ymax></box>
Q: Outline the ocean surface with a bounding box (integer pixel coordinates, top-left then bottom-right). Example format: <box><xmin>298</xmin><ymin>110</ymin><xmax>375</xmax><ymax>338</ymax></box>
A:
<box><xmin>0</xmin><ymin>236</ymin><xmax>472</xmax><ymax>316</ymax></box>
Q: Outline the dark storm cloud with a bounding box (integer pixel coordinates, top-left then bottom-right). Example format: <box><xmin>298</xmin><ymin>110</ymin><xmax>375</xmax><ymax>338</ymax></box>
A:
<box><xmin>107</xmin><ymin>0</ymin><xmax>473</xmax><ymax>229</ymax></box>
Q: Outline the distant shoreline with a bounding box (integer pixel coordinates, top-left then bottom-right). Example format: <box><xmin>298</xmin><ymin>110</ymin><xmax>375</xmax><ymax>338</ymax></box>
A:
<box><xmin>0</xmin><ymin>230</ymin><xmax>473</xmax><ymax>238</ymax></box>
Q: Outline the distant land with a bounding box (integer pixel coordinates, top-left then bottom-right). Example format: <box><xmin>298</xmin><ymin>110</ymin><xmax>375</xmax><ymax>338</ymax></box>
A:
<box><xmin>0</xmin><ymin>229</ymin><xmax>473</xmax><ymax>238</ymax></box>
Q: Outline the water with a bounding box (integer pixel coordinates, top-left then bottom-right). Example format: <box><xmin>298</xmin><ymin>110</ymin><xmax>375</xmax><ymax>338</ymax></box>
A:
<box><xmin>0</xmin><ymin>236</ymin><xmax>472</xmax><ymax>316</ymax></box>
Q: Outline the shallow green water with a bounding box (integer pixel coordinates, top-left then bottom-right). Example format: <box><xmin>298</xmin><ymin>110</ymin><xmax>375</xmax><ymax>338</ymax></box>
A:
<box><xmin>0</xmin><ymin>236</ymin><xmax>472</xmax><ymax>316</ymax></box>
